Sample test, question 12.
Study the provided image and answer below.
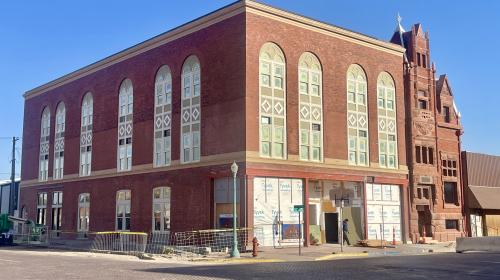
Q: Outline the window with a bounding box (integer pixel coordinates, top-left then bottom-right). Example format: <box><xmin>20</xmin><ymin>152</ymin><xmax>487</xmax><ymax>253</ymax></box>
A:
<box><xmin>418</xmin><ymin>99</ymin><xmax>428</xmax><ymax>110</ymax></box>
<box><xmin>154</xmin><ymin>66</ymin><xmax>172</xmax><ymax>167</ymax></box>
<box><xmin>417</xmin><ymin>53</ymin><xmax>421</xmax><ymax>66</ymax></box>
<box><xmin>443</xmin><ymin>106</ymin><xmax>451</xmax><ymax>123</ymax></box>
<box><xmin>417</xmin><ymin>91</ymin><xmax>429</xmax><ymax>110</ymax></box>
<box><xmin>51</xmin><ymin>191</ymin><xmax>63</xmax><ymax>232</ymax></box>
<box><xmin>118</xmin><ymin>79</ymin><xmax>133</xmax><ymax>171</ymax></box>
<box><xmin>347</xmin><ymin>64</ymin><xmax>368</xmax><ymax>166</ymax></box>
<box><xmin>422</xmin><ymin>54</ymin><xmax>427</xmax><ymax>68</ymax></box>
<box><xmin>415</xmin><ymin>145</ymin><xmax>434</xmax><ymax>164</ymax></box>
<box><xmin>442</xmin><ymin>158</ymin><xmax>458</xmax><ymax>177</ymax></box>
<box><xmin>445</xmin><ymin>219</ymin><xmax>459</xmax><ymax>230</ymax></box>
<box><xmin>181</xmin><ymin>56</ymin><xmax>201</xmax><ymax>163</ymax></box>
<box><xmin>116</xmin><ymin>190</ymin><xmax>131</xmax><ymax>231</ymax></box>
<box><xmin>259</xmin><ymin>42</ymin><xmax>286</xmax><ymax>159</ymax></box>
<box><xmin>78</xmin><ymin>193</ymin><xmax>90</xmax><ymax>234</ymax></box>
<box><xmin>377</xmin><ymin>72</ymin><xmax>398</xmax><ymax>169</ymax></box>
<box><xmin>152</xmin><ymin>187</ymin><xmax>171</xmax><ymax>232</ymax></box>
<box><xmin>36</xmin><ymin>192</ymin><xmax>47</xmax><ymax>225</ymax></box>
<box><xmin>39</xmin><ymin>107</ymin><xmax>50</xmax><ymax>181</ymax></box>
<box><xmin>298</xmin><ymin>52</ymin><xmax>323</xmax><ymax>162</ymax></box>
<box><xmin>54</xmin><ymin>103</ymin><xmax>65</xmax><ymax>180</ymax></box>
<box><xmin>444</xmin><ymin>182</ymin><xmax>458</xmax><ymax>204</ymax></box>
<box><xmin>80</xmin><ymin>92</ymin><xmax>93</xmax><ymax>176</ymax></box>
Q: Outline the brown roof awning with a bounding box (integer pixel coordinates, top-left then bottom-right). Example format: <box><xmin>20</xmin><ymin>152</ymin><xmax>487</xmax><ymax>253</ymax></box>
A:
<box><xmin>468</xmin><ymin>186</ymin><xmax>500</xmax><ymax>210</ymax></box>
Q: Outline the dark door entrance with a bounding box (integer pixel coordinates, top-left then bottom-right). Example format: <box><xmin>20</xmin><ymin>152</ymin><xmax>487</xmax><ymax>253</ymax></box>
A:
<box><xmin>325</xmin><ymin>213</ymin><xmax>339</xmax><ymax>243</ymax></box>
<box><xmin>417</xmin><ymin>206</ymin><xmax>432</xmax><ymax>237</ymax></box>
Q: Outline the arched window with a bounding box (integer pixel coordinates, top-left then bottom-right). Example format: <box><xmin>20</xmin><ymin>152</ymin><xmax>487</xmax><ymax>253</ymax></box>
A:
<box><xmin>347</xmin><ymin>64</ymin><xmax>368</xmax><ymax>166</ymax></box>
<box><xmin>116</xmin><ymin>190</ymin><xmax>131</xmax><ymax>231</ymax></box>
<box><xmin>118</xmin><ymin>79</ymin><xmax>133</xmax><ymax>171</ymax></box>
<box><xmin>154</xmin><ymin>66</ymin><xmax>172</xmax><ymax>167</ymax></box>
<box><xmin>152</xmin><ymin>187</ymin><xmax>171</xmax><ymax>232</ymax></box>
<box><xmin>377</xmin><ymin>72</ymin><xmax>398</xmax><ymax>169</ymax></box>
<box><xmin>77</xmin><ymin>193</ymin><xmax>90</xmax><ymax>235</ymax></box>
<box><xmin>39</xmin><ymin>107</ymin><xmax>50</xmax><ymax>181</ymax></box>
<box><xmin>259</xmin><ymin>42</ymin><xmax>286</xmax><ymax>159</ymax></box>
<box><xmin>80</xmin><ymin>92</ymin><xmax>93</xmax><ymax>176</ymax></box>
<box><xmin>53</xmin><ymin>103</ymin><xmax>65</xmax><ymax>180</ymax></box>
<box><xmin>181</xmin><ymin>56</ymin><xmax>201</xmax><ymax>163</ymax></box>
<box><xmin>298</xmin><ymin>52</ymin><xmax>323</xmax><ymax>162</ymax></box>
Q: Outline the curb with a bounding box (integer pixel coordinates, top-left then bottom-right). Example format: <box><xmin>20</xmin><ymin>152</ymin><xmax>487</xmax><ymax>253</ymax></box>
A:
<box><xmin>190</xmin><ymin>258</ymin><xmax>284</xmax><ymax>264</ymax></box>
<box><xmin>315</xmin><ymin>252</ymin><xmax>369</xmax><ymax>261</ymax></box>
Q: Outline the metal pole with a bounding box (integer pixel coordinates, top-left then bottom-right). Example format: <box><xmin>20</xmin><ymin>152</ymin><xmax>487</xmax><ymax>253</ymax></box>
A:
<box><xmin>231</xmin><ymin>161</ymin><xmax>240</xmax><ymax>258</ymax></box>
<box><xmin>340</xmin><ymin>200</ymin><xmax>344</xmax><ymax>253</ymax></box>
<box><xmin>298</xmin><ymin>211</ymin><xmax>301</xmax><ymax>256</ymax></box>
<box><xmin>10</xmin><ymin>137</ymin><xmax>19</xmax><ymax>216</ymax></box>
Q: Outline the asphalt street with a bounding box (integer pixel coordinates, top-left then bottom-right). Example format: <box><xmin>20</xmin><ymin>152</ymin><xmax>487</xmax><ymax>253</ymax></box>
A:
<box><xmin>1</xmin><ymin>248</ymin><xmax>500</xmax><ymax>279</ymax></box>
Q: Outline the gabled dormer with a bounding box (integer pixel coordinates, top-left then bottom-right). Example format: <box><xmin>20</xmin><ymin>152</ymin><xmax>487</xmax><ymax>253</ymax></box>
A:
<box><xmin>436</xmin><ymin>74</ymin><xmax>461</xmax><ymax>126</ymax></box>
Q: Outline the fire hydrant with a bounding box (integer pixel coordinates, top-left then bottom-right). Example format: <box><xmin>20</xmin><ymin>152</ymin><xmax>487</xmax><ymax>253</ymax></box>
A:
<box><xmin>252</xmin><ymin>237</ymin><xmax>259</xmax><ymax>257</ymax></box>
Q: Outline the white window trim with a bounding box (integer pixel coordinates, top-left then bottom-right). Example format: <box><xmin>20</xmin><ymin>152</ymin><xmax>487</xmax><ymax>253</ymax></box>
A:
<box><xmin>152</xmin><ymin>187</ymin><xmax>171</xmax><ymax>232</ymax></box>
<box><xmin>37</xmin><ymin>192</ymin><xmax>47</xmax><ymax>225</ymax></box>
<box><xmin>377</xmin><ymin>72</ymin><xmax>398</xmax><ymax>169</ymax></box>
<box><xmin>54</xmin><ymin>103</ymin><xmax>65</xmax><ymax>180</ymax></box>
<box><xmin>77</xmin><ymin>193</ymin><xmax>90</xmax><ymax>233</ymax></box>
<box><xmin>39</xmin><ymin>108</ymin><xmax>50</xmax><ymax>182</ymax></box>
<box><xmin>117</xmin><ymin>79</ymin><xmax>133</xmax><ymax>172</ymax></box>
<box><xmin>347</xmin><ymin>64</ymin><xmax>369</xmax><ymax>166</ymax></box>
<box><xmin>51</xmin><ymin>191</ymin><xmax>63</xmax><ymax>231</ymax></box>
<box><xmin>80</xmin><ymin>93</ymin><xmax>93</xmax><ymax>177</ymax></box>
<box><xmin>180</xmin><ymin>56</ymin><xmax>201</xmax><ymax>164</ymax></box>
<box><xmin>154</xmin><ymin>66</ymin><xmax>172</xmax><ymax>168</ymax></box>
<box><xmin>259</xmin><ymin>43</ymin><xmax>287</xmax><ymax>159</ymax></box>
<box><xmin>116</xmin><ymin>190</ymin><xmax>131</xmax><ymax>231</ymax></box>
<box><xmin>298</xmin><ymin>53</ymin><xmax>323</xmax><ymax>162</ymax></box>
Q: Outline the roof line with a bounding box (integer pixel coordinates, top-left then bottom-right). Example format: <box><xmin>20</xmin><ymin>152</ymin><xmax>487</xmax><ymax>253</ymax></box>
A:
<box><xmin>24</xmin><ymin>0</ymin><xmax>405</xmax><ymax>99</ymax></box>
<box><xmin>24</xmin><ymin>0</ymin><xmax>245</xmax><ymax>99</ymax></box>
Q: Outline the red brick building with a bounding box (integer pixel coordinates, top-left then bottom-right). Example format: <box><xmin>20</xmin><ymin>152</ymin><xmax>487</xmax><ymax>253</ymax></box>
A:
<box><xmin>391</xmin><ymin>24</ymin><xmax>465</xmax><ymax>242</ymax></box>
<box><xmin>20</xmin><ymin>1</ymin><xmax>463</xmax><ymax>244</ymax></box>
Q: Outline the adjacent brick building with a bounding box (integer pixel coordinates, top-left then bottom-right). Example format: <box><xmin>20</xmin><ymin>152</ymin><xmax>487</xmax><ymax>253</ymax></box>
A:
<box><xmin>20</xmin><ymin>0</ymin><xmax>464</xmax><ymax>244</ymax></box>
<box><xmin>462</xmin><ymin>152</ymin><xmax>500</xmax><ymax>237</ymax></box>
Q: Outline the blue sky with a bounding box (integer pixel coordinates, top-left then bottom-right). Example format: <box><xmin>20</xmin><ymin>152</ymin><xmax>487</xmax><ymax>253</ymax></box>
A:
<box><xmin>0</xmin><ymin>0</ymin><xmax>498</xmax><ymax>180</ymax></box>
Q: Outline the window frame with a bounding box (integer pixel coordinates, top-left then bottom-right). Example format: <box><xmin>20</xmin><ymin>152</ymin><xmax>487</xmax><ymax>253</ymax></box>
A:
<box><xmin>154</xmin><ymin>66</ymin><xmax>173</xmax><ymax>167</ymax></box>
<box><xmin>259</xmin><ymin>42</ymin><xmax>287</xmax><ymax>159</ymax></box>
<box><xmin>77</xmin><ymin>193</ymin><xmax>90</xmax><ymax>234</ymax></box>
<box><xmin>298</xmin><ymin>52</ymin><xmax>323</xmax><ymax>162</ymax></box>
<box><xmin>116</xmin><ymin>190</ymin><xmax>131</xmax><ymax>231</ymax></box>
<box><xmin>152</xmin><ymin>187</ymin><xmax>171</xmax><ymax>232</ymax></box>
<box><xmin>180</xmin><ymin>56</ymin><xmax>201</xmax><ymax>164</ymax></box>
<box><xmin>347</xmin><ymin>64</ymin><xmax>369</xmax><ymax>166</ymax></box>
<box><xmin>39</xmin><ymin>107</ymin><xmax>50</xmax><ymax>182</ymax></box>
<box><xmin>377</xmin><ymin>72</ymin><xmax>398</xmax><ymax>169</ymax></box>
<box><xmin>80</xmin><ymin>92</ymin><xmax>93</xmax><ymax>177</ymax></box>
<box><xmin>36</xmin><ymin>192</ymin><xmax>47</xmax><ymax>225</ymax></box>
<box><xmin>51</xmin><ymin>191</ymin><xmax>63</xmax><ymax>232</ymax></box>
<box><xmin>117</xmin><ymin>79</ymin><xmax>133</xmax><ymax>172</ymax></box>
<box><xmin>443</xmin><ymin>181</ymin><xmax>459</xmax><ymax>205</ymax></box>
<box><xmin>53</xmin><ymin>103</ymin><xmax>66</xmax><ymax>180</ymax></box>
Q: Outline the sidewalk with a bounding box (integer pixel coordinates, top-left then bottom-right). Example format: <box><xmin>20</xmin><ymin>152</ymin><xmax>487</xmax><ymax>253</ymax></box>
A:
<box><xmin>234</xmin><ymin>242</ymin><xmax>456</xmax><ymax>262</ymax></box>
<box><xmin>9</xmin><ymin>238</ymin><xmax>456</xmax><ymax>264</ymax></box>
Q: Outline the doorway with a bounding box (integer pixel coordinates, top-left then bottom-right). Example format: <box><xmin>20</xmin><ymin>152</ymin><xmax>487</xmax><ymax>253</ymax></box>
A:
<box><xmin>325</xmin><ymin>213</ymin><xmax>339</xmax><ymax>243</ymax></box>
<box><xmin>417</xmin><ymin>206</ymin><xmax>432</xmax><ymax>237</ymax></box>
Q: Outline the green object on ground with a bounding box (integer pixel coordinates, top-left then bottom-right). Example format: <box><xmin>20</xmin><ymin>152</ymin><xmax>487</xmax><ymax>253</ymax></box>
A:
<box><xmin>0</xmin><ymin>214</ymin><xmax>13</xmax><ymax>233</ymax></box>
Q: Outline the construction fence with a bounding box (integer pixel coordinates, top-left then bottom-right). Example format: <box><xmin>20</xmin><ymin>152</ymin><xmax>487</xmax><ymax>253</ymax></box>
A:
<box><xmin>90</xmin><ymin>227</ymin><xmax>263</xmax><ymax>259</ymax></box>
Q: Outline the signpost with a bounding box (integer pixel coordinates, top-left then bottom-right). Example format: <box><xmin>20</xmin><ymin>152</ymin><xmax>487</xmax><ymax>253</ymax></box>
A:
<box><xmin>293</xmin><ymin>205</ymin><xmax>304</xmax><ymax>256</ymax></box>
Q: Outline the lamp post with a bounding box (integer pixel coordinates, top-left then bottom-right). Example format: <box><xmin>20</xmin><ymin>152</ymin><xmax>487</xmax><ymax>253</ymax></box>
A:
<box><xmin>230</xmin><ymin>161</ymin><xmax>240</xmax><ymax>258</ymax></box>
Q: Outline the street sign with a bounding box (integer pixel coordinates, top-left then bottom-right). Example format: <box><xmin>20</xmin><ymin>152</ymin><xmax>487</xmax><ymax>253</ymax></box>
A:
<box><xmin>293</xmin><ymin>205</ymin><xmax>304</xmax><ymax>212</ymax></box>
